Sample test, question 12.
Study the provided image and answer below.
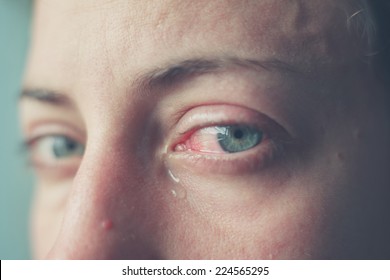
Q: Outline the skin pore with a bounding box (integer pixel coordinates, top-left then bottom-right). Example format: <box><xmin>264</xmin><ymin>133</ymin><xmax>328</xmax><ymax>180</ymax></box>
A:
<box><xmin>20</xmin><ymin>0</ymin><xmax>390</xmax><ymax>259</ymax></box>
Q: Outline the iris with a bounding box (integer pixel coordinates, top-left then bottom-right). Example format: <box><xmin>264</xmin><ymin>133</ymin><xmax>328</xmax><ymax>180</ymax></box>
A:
<box><xmin>217</xmin><ymin>125</ymin><xmax>262</xmax><ymax>153</ymax></box>
<box><xmin>52</xmin><ymin>136</ymin><xmax>85</xmax><ymax>158</ymax></box>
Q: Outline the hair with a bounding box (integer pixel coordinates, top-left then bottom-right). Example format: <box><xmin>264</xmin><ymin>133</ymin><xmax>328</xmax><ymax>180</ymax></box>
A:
<box><xmin>350</xmin><ymin>0</ymin><xmax>390</xmax><ymax>88</ymax></box>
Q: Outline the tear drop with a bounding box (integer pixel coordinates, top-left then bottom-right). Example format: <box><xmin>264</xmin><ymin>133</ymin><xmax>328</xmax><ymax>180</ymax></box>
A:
<box><xmin>171</xmin><ymin>186</ymin><xmax>187</xmax><ymax>199</ymax></box>
<box><xmin>167</xmin><ymin>169</ymin><xmax>180</xmax><ymax>183</ymax></box>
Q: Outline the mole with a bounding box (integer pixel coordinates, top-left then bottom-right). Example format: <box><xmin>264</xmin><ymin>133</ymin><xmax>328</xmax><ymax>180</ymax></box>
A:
<box><xmin>101</xmin><ymin>219</ymin><xmax>113</xmax><ymax>231</ymax></box>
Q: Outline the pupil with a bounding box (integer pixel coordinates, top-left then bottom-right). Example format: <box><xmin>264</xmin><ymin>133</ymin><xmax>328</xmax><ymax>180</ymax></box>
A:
<box><xmin>233</xmin><ymin>129</ymin><xmax>244</xmax><ymax>139</ymax></box>
<box><xmin>65</xmin><ymin>139</ymin><xmax>76</xmax><ymax>150</ymax></box>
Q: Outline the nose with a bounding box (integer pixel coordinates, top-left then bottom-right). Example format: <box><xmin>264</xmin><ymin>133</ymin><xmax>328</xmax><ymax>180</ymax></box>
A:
<box><xmin>46</xmin><ymin>136</ymin><xmax>162</xmax><ymax>259</ymax></box>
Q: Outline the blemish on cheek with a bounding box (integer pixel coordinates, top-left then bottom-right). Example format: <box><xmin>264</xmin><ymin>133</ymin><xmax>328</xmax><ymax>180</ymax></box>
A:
<box><xmin>101</xmin><ymin>219</ymin><xmax>113</xmax><ymax>231</ymax></box>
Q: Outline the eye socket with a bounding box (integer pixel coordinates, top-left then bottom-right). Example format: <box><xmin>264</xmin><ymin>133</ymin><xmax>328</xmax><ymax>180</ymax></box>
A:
<box><xmin>175</xmin><ymin>124</ymin><xmax>264</xmax><ymax>154</ymax></box>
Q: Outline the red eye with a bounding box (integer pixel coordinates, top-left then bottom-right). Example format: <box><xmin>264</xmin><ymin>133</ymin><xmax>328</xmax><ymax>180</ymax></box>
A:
<box><xmin>167</xmin><ymin>104</ymin><xmax>293</xmax><ymax>174</ymax></box>
<box><xmin>175</xmin><ymin>125</ymin><xmax>264</xmax><ymax>154</ymax></box>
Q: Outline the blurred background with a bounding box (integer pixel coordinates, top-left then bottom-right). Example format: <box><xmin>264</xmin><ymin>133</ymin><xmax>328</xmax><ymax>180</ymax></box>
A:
<box><xmin>0</xmin><ymin>0</ymin><xmax>33</xmax><ymax>259</ymax></box>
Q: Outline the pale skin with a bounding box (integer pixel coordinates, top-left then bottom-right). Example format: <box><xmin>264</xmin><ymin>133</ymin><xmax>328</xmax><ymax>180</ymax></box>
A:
<box><xmin>20</xmin><ymin>0</ymin><xmax>390</xmax><ymax>259</ymax></box>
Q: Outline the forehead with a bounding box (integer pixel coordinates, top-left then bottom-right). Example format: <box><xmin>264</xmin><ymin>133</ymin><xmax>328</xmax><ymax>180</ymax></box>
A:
<box><xmin>26</xmin><ymin>0</ymin><xmax>354</xmax><ymax>90</ymax></box>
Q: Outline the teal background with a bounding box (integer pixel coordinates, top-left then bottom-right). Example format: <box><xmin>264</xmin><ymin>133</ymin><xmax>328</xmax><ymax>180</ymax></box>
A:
<box><xmin>0</xmin><ymin>0</ymin><xmax>33</xmax><ymax>259</ymax></box>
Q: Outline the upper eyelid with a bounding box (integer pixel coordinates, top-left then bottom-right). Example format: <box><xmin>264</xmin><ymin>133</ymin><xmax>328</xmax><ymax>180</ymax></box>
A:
<box><xmin>24</xmin><ymin>134</ymin><xmax>78</xmax><ymax>145</ymax></box>
<box><xmin>174</xmin><ymin>105</ymin><xmax>269</xmax><ymax>131</ymax></box>
<box><xmin>22</xmin><ymin>121</ymin><xmax>86</xmax><ymax>144</ymax></box>
<box><xmin>172</xmin><ymin>105</ymin><xmax>278</xmax><ymax>134</ymax></box>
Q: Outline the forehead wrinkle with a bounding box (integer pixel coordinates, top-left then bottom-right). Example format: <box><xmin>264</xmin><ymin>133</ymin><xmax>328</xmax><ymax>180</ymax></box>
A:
<box><xmin>240</xmin><ymin>0</ymin><xmax>357</xmax><ymax>63</ymax></box>
<box><xmin>141</xmin><ymin>0</ymin><xmax>357</xmax><ymax>69</ymax></box>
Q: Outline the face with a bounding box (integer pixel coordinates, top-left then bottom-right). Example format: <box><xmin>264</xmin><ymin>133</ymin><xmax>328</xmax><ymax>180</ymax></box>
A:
<box><xmin>20</xmin><ymin>0</ymin><xmax>390</xmax><ymax>259</ymax></box>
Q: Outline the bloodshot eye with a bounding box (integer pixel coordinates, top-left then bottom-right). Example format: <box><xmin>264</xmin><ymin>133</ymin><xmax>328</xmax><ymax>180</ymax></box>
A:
<box><xmin>174</xmin><ymin>124</ymin><xmax>264</xmax><ymax>154</ymax></box>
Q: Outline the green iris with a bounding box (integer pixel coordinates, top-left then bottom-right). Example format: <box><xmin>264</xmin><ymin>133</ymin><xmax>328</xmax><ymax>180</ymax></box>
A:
<box><xmin>52</xmin><ymin>136</ymin><xmax>85</xmax><ymax>158</ymax></box>
<box><xmin>217</xmin><ymin>125</ymin><xmax>262</xmax><ymax>153</ymax></box>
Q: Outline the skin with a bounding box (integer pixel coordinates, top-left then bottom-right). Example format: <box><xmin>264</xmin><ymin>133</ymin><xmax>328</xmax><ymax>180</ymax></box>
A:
<box><xmin>20</xmin><ymin>0</ymin><xmax>390</xmax><ymax>259</ymax></box>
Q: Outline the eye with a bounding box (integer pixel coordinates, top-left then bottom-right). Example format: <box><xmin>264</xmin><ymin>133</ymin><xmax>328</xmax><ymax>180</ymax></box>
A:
<box><xmin>25</xmin><ymin>135</ymin><xmax>85</xmax><ymax>167</ymax></box>
<box><xmin>167</xmin><ymin>104</ymin><xmax>293</xmax><ymax>175</ymax></box>
<box><xmin>49</xmin><ymin>136</ymin><xmax>85</xmax><ymax>158</ymax></box>
<box><xmin>176</xmin><ymin>124</ymin><xmax>263</xmax><ymax>154</ymax></box>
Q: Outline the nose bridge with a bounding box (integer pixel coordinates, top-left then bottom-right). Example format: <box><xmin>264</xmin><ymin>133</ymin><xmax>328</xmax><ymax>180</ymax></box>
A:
<box><xmin>47</xmin><ymin>133</ymin><xmax>159</xmax><ymax>259</ymax></box>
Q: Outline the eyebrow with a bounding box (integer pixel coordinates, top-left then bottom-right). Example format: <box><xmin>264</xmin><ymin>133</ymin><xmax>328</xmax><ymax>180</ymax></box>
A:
<box><xmin>20</xmin><ymin>56</ymin><xmax>300</xmax><ymax>104</ymax></box>
<box><xmin>20</xmin><ymin>88</ymin><xmax>73</xmax><ymax>106</ymax></box>
<box><xmin>140</xmin><ymin>56</ymin><xmax>299</xmax><ymax>88</ymax></box>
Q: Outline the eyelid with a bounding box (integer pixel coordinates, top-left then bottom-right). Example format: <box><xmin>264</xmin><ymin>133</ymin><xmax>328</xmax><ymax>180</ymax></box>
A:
<box><xmin>22</xmin><ymin>121</ymin><xmax>86</xmax><ymax>146</ymax></box>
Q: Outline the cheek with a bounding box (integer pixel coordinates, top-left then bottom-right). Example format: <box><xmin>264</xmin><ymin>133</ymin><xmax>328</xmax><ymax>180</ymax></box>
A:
<box><xmin>160</xmin><ymin>187</ymin><xmax>328</xmax><ymax>259</ymax></box>
<box><xmin>155</xmin><ymin>159</ymin><xmax>330</xmax><ymax>259</ymax></box>
<box><xmin>31</xmin><ymin>182</ymin><xmax>69</xmax><ymax>259</ymax></box>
